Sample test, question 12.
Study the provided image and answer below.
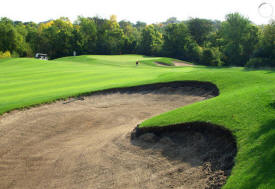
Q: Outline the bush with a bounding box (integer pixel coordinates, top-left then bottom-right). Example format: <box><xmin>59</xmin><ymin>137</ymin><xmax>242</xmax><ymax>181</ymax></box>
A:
<box><xmin>0</xmin><ymin>51</ymin><xmax>11</xmax><ymax>58</ymax></box>
<box><xmin>201</xmin><ymin>48</ymin><xmax>223</xmax><ymax>66</ymax></box>
<box><xmin>213</xmin><ymin>58</ymin><xmax>225</xmax><ymax>67</ymax></box>
<box><xmin>246</xmin><ymin>57</ymin><xmax>275</xmax><ymax>68</ymax></box>
<box><xmin>11</xmin><ymin>51</ymin><xmax>20</xmax><ymax>58</ymax></box>
<box><xmin>186</xmin><ymin>43</ymin><xmax>202</xmax><ymax>63</ymax></box>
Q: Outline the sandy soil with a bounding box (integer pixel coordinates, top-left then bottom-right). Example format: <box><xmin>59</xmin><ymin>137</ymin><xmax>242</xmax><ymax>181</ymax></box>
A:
<box><xmin>0</xmin><ymin>85</ymin><xmax>234</xmax><ymax>189</ymax></box>
<box><xmin>173</xmin><ymin>61</ymin><xmax>194</xmax><ymax>67</ymax></box>
<box><xmin>154</xmin><ymin>61</ymin><xmax>194</xmax><ymax>67</ymax></box>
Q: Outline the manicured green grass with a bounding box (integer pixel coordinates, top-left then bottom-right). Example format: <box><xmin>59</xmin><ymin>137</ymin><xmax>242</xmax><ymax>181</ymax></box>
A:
<box><xmin>146</xmin><ymin>57</ymin><xmax>175</xmax><ymax>66</ymax></box>
<box><xmin>0</xmin><ymin>55</ymin><xmax>274</xmax><ymax>188</ymax></box>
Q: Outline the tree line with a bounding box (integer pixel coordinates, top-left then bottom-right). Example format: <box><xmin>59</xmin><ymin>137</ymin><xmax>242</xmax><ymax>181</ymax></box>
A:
<box><xmin>0</xmin><ymin>13</ymin><xmax>274</xmax><ymax>67</ymax></box>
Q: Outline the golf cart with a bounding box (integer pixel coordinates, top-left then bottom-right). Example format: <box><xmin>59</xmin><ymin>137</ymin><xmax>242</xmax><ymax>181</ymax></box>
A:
<box><xmin>35</xmin><ymin>53</ymin><xmax>48</xmax><ymax>60</ymax></box>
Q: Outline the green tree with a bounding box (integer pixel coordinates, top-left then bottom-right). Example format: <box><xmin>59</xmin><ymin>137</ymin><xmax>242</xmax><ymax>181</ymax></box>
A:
<box><xmin>25</xmin><ymin>22</ymin><xmax>39</xmax><ymax>55</ymax></box>
<box><xmin>201</xmin><ymin>48</ymin><xmax>223</xmax><ymax>66</ymax></box>
<box><xmin>187</xmin><ymin>18</ymin><xmax>214</xmax><ymax>46</ymax></box>
<box><xmin>140</xmin><ymin>25</ymin><xmax>163</xmax><ymax>56</ymax></box>
<box><xmin>257</xmin><ymin>21</ymin><xmax>275</xmax><ymax>59</ymax></box>
<box><xmin>37</xmin><ymin>18</ymin><xmax>74</xmax><ymax>58</ymax></box>
<box><xmin>162</xmin><ymin>23</ymin><xmax>200</xmax><ymax>62</ymax></box>
<box><xmin>119</xmin><ymin>20</ymin><xmax>138</xmax><ymax>53</ymax></box>
<box><xmin>134</xmin><ymin>21</ymin><xmax>146</xmax><ymax>29</ymax></box>
<box><xmin>0</xmin><ymin>18</ymin><xmax>31</xmax><ymax>56</ymax></box>
<box><xmin>106</xmin><ymin>15</ymin><xmax>125</xmax><ymax>54</ymax></box>
<box><xmin>220</xmin><ymin>13</ymin><xmax>259</xmax><ymax>66</ymax></box>
<box><xmin>91</xmin><ymin>15</ymin><xmax>124</xmax><ymax>54</ymax></box>
<box><xmin>75</xmin><ymin>17</ymin><xmax>97</xmax><ymax>54</ymax></box>
<box><xmin>246</xmin><ymin>21</ymin><xmax>275</xmax><ymax>67</ymax></box>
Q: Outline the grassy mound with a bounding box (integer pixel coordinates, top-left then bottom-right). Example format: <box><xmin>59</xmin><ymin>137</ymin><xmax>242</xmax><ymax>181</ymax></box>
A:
<box><xmin>0</xmin><ymin>55</ymin><xmax>274</xmax><ymax>188</ymax></box>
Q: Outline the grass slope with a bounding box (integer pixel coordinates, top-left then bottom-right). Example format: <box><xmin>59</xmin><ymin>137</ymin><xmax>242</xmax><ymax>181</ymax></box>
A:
<box><xmin>0</xmin><ymin>55</ymin><xmax>274</xmax><ymax>188</ymax></box>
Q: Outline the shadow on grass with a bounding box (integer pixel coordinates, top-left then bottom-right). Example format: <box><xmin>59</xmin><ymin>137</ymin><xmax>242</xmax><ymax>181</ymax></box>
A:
<box><xmin>239</xmin><ymin>119</ymin><xmax>275</xmax><ymax>189</ymax></box>
<box><xmin>242</xmin><ymin>67</ymin><xmax>275</xmax><ymax>74</ymax></box>
<box><xmin>198</xmin><ymin>66</ymin><xmax>275</xmax><ymax>74</ymax></box>
<box><xmin>193</xmin><ymin>65</ymin><xmax>241</xmax><ymax>70</ymax></box>
<box><xmin>268</xmin><ymin>101</ymin><xmax>275</xmax><ymax>109</ymax></box>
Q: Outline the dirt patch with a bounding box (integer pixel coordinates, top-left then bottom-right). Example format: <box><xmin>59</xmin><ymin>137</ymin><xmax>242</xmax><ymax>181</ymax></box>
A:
<box><xmin>0</xmin><ymin>82</ymin><xmax>235</xmax><ymax>189</ymax></box>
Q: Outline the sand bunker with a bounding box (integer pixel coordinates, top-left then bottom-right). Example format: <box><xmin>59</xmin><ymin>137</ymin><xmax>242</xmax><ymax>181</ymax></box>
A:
<box><xmin>173</xmin><ymin>61</ymin><xmax>194</xmax><ymax>67</ymax></box>
<box><xmin>0</xmin><ymin>82</ymin><xmax>236</xmax><ymax>189</ymax></box>
<box><xmin>155</xmin><ymin>61</ymin><xmax>194</xmax><ymax>67</ymax></box>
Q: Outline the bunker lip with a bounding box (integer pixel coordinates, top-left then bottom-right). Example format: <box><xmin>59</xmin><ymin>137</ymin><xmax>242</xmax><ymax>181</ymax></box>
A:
<box><xmin>154</xmin><ymin>61</ymin><xmax>174</xmax><ymax>66</ymax></box>
<box><xmin>82</xmin><ymin>80</ymin><xmax>219</xmax><ymax>97</ymax></box>
<box><xmin>0</xmin><ymin>81</ymin><xmax>219</xmax><ymax>115</ymax></box>
<box><xmin>132</xmin><ymin>122</ymin><xmax>235</xmax><ymax>141</ymax></box>
<box><xmin>131</xmin><ymin>122</ymin><xmax>237</xmax><ymax>188</ymax></box>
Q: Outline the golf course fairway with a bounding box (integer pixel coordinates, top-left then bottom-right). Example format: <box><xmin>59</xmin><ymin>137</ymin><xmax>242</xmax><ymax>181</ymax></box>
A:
<box><xmin>0</xmin><ymin>55</ymin><xmax>274</xmax><ymax>188</ymax></box>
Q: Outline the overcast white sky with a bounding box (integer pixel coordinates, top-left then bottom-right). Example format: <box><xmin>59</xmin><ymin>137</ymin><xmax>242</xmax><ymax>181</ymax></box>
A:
<box><xmin>0</xmin><ymin>0</ymin><xmax>274</xmax><ymax>24</ymax></box>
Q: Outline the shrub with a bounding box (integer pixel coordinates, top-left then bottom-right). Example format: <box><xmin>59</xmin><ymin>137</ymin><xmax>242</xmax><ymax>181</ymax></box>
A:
<box><xmin>0</xmin><ymin>51</ymin><xmax>11</xmax><ymax>58</ymax></box>
<box><xmin>11</xmin><ymin>51</ymin><xmax>20</xmax><ymax>58</ymax></box>
<box><xmin>201</xmin><ymin>48</ymin><xmax>223</xmax><ymax>66</ymax></box>
<box><xmin>186</xmin><ymin>43</ymin><xmax>202</xmax><ymax>64</ymax></box>
<box><xmin>201</xmin><ymin>48</ymin><xmax>213</xmax><ymax>66</ymax></box>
